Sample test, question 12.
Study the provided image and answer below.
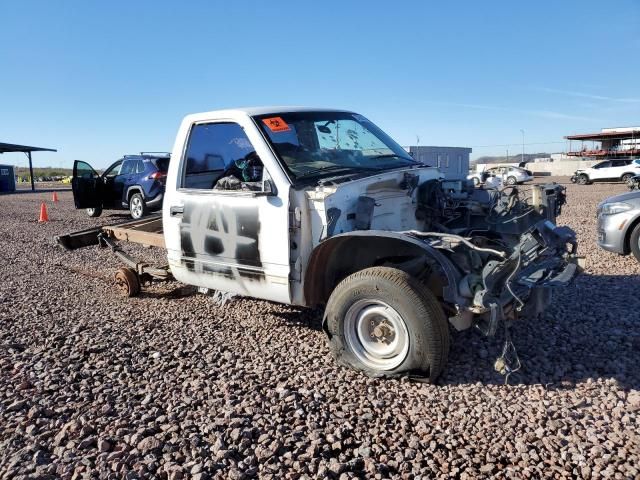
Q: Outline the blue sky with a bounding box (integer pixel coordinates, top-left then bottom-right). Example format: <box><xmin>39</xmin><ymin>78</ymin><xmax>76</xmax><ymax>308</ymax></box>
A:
<box><xmin>1</xmin><ymin>0</ymin><xmax>638</xmax><ymax>168</ymax></box>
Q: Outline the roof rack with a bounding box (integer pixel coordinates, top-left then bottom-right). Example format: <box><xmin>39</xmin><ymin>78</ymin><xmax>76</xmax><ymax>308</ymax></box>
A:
<box><xmin>140</xmin><ymin>151</ymin><xmax>170</xmax><ymax>156</ymax></box>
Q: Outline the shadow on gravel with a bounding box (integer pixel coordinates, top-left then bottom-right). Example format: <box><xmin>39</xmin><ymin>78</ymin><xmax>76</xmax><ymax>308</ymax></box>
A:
<box><xmin>273</xmin><ymin>307</ymin><xmax>324</xmax><ymax>331</ymax></box>
<box><xmin>442</xmin><ymin>274</ymin><xmax>640</xmax><ymax>390</ymax></box>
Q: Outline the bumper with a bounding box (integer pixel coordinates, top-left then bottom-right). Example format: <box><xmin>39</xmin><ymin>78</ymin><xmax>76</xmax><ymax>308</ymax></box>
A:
<box><xmin>146</xmin><ymin>192</ymin><xmax>164</xmax><ymax>209</ymax></box>
<box><xmin>596</xmin><ymin>211</ymin><xmax>633</xmax><ymax>254</ymax></box>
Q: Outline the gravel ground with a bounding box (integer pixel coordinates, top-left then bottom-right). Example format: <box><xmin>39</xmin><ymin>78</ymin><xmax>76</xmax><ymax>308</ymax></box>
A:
<box><xmin>1</xmin><ymin>179</ymin><xmax>639</xmax><ymax>479</ymax></box>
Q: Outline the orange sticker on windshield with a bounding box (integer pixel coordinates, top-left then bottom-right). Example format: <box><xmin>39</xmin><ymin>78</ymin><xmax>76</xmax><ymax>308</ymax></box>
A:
<box><xmin>262</xmin><ymin>117</ymin><xmax>290</xmax><ymax>132</ymax></box>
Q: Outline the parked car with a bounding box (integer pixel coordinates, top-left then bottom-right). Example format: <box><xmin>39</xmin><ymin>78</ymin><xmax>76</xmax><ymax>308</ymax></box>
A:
<box><xmin>597</xmin><ymin>190</ymin><xmax>640</xmax><ymax>263</ymax></box>
<box><xmin>60</xmin><ymin>107</ymin><xmax>581</xmax><ymax>381</ymax></box>
<box><xmin>72</xmin><ymin>153</ymin><xmax>169</xmax><ymax>219</ymax></box>
<box><xmin>573</xmin><ymin>159</ymin><xmax>640</xmax><ymax>185</ymax></box>
<box><xmin>467</xmin><ymin>166</ymin><xmax>533</xmax><ymax>186</ymax></box>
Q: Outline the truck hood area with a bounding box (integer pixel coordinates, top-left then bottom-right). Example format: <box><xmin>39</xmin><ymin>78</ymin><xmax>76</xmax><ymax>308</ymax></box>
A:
<box><xmin>303</xmin><ymin>169</ymin><xmax>581</xmax><ymax>336</ymax></box>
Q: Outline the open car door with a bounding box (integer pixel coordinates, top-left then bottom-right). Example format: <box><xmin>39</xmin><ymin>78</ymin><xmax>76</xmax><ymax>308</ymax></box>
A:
<box><xmin>72</xmin><ymin>160</ymin><xmax>103</xmax><ymax>209</ymax></box>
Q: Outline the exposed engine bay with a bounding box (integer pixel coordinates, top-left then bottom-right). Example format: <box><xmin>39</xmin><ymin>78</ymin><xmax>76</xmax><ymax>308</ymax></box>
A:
<box><xmin>304</xmin><ymin>170</ymin><xmax>582</xmax><ymax>380</ymax></box>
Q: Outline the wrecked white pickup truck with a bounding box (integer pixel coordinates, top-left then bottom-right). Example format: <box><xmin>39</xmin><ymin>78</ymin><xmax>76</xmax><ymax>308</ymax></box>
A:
<box><xmin>59</xmin><ymin>107</ymin><xmax>581</xmax><ymax>381</ymax></box>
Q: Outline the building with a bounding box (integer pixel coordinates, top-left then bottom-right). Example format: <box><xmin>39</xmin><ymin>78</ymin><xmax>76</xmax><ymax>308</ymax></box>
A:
<box><xmin>404</xmin><ymin>146</ymin><xmax>472</xmax><ymax>179</ymax></box>
<box><xmin>0</xmin><ymin>164</ymin><xmax>16</xmax><ymax>193</ymax></box>
<box><xmin>565</xmin><ymin>127</ymin><xmax>640</xmax><ymax>159</ymax></box>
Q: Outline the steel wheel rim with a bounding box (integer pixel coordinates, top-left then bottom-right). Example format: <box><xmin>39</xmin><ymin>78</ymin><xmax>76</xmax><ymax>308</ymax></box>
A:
<box><xmin>131</xmin><ymin>197</ymin><xmax>143</xmax><ymax>218</ymax></box>
<box><xmin>344</xmin><ymin>299</ymin><xmax>410</xmax><ymax>371</ymax></box>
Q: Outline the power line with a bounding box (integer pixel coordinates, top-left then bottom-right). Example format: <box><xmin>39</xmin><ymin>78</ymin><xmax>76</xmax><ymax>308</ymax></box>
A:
<box><xmin>470</xmin><ymin>141</ymin><xmax>566</xmax><ymax>148</ymax></box>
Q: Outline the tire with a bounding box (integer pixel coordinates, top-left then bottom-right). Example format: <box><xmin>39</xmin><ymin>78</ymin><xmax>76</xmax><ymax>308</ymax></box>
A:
<box><xmin>630</xmin><ymin>223</ymin><xmax>640</xmax><ymax>264</ymax></box>
<box><xmin>506</xmin><ymin>176</ymin><xmax>517</xmax><ymax>185</ymax></box>
<box><xmin>114</xmin><ymin>267</ymin><xmax>140</xmax><ymax>297</ymax></box>
<box><xmin>622</xmin><ymin>173</ymin><xmax>633</xmax><ymax>183</ymax></box>
<box><xmin>577</xmin><ymin>174</ymin><xmax>589</xmax><ymax>185</ymax></box>
<box><xmin>129</xmin><ymin>193</ymin><xmax>147</xmax><ymax>219</ymax></box>
<box><xmin>86</xmin><ymin>206</ymin><xmax>102</xmax><ymax>217</ymax></box>
<box><xmin>324</xmin><ymin>266</ymin><xmax>449</xmax><ymax>382</ymax></box>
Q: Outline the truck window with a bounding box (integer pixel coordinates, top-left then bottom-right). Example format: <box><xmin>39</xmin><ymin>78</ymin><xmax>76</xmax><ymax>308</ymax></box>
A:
<box><xmin>181</xmin><ymin>123</ymin><xmax>262</xmax><ymax>190</ymax></box>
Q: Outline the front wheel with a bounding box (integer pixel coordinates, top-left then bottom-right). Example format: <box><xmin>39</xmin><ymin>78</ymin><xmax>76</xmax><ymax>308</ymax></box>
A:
<box><xmin>577</xmin><ymin>174</ymin><xmax>589</xmax><ymax>185</ymax></box>
<box><xmin>86</xmin><ymin>206</ymin><xmax>102</xmax><ymax>217</ymax></box>
<box><xmin>629</xmin><ymin>223</ymin><xmax>640</xmax><ymax>264</ymax></box>
<box><xmin>324</xmin><ymin>267</ymin><xmax>449</xmax><ymax>382</ymax></box>
<box><xmin>129</xmin><ymin>193</ymin><xmax>147</xmax><ymax>219</ymax></box>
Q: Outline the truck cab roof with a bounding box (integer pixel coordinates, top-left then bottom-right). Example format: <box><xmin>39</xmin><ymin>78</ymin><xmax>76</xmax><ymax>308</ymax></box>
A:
<box><xmin>183</xmin><ymin>106</ymin><xmax>352</xmax><ymax>122</ymax></box>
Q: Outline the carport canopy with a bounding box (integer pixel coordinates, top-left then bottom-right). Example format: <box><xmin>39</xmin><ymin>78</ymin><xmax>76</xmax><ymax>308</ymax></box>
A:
<box><xmin>0</xmin><ymin>142</ymin><xmax>57</xmax><ymax>191</ymax></box>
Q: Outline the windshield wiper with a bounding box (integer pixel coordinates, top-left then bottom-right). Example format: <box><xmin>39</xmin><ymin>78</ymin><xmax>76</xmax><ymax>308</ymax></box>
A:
<box><xmin>296</xmin><ymin>164</ymin><xmax>380</xmax><ymax>180</ymax></box>
<box><xmin>368</xmin><ymin>154</ymin><xmax>419</xmax><ymax>163</ymax></box>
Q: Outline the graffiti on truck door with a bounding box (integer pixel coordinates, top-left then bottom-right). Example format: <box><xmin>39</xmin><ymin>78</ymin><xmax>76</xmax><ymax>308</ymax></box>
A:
<box><xmin>179</xmin><ymin>199</ymin><xmax>265</xmax><ymax>281</ymax></box>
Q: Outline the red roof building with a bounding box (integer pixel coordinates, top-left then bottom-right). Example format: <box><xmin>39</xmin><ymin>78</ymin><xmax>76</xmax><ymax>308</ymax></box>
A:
<box><xmin>565</xmin><ymin>127</ymin><xmax>640</xmax><ymax>158</ymax></box>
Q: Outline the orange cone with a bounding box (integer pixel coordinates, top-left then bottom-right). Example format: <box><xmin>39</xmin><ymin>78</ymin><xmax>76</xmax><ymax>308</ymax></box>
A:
<box><xmin>38</xmin><ymin>202</ymin><xmax>49</xmax><ymax>222</ymax></box>
<box><xmin>52</xmin><ymin>191</ymin><xmax>59</xmax><ymax>203</ymax></box>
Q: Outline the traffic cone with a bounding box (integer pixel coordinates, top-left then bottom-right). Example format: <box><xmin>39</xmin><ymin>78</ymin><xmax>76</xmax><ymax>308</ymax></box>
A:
<box><xmin>38</xmin><ymin>202</ymin><xmax>49</xmax><ymax>222</ymax></box>
<box><xmin>52</xmin><ymin>191</ymin><xmax>59</xmax><ymax>203</ymax></box>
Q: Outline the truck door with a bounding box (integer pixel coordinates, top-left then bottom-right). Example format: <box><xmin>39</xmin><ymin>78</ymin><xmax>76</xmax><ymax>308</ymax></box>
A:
<box><xmin>164</xmin><ymin>121</ymin><xmax>291</xmax><ymax>304</ymax></box>
<box><xmin>72</xmin><ymin>160</ymin><xmax>103</xmax><ymax>209</ymax></box>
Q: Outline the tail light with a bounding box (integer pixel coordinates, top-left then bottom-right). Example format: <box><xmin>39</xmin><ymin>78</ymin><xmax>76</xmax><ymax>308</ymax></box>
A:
<box><xmin>149</xmin><ymin>171</ymin><xmax>167</xmax><ymax>180</ymax></box>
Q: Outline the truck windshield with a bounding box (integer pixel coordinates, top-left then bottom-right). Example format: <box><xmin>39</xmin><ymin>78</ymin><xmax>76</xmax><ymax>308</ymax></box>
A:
<box><xmin>254</xmin><ymin>111</ymin><xmax>418</xmax><ymax>184</ymax></box>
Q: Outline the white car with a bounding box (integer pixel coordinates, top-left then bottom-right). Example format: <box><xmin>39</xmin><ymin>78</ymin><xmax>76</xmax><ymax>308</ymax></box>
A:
<box><xmin>574</xmin><ymin>159</ymin><xmax>640</xmax><ymax>185</ymax></box>
<box><xmin>468</xmin><ymin>166</ymin><xmax>534</xmax><ymax>186</ymax></box>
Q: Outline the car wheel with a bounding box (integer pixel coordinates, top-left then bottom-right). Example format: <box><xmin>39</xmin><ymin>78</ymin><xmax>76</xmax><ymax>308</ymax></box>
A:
<box><xmin>324</xmin><ymin>266</ymin><xmax>449</xmax><ymax>382</ymax></box>
<box><xmin>86</xmin><ymin>206</ymin><xmax>102</xmax><ymax>217</ymax></box>
<box><xmin>577</xmin><ymin>174</ymin><xmax>589</xmax><ymax>185</ymax></box>
<box><xmin>129</xmin><ymin>193</ymin><xmax>147</xmax><ymax>219</ymax></box>
<box><xmin>629</xmin><ymin>223</ymin><xmax>640</xmax><ymax>264</ymax></box>
<box><xmin>622</xmin><ymin>173</ymin><xmax>633</xmax><ymax>183</ymax></box>
<box><xmin>506</xmin><ymin>176</ymin><xmax>517</xmax><ymax>185</ymax></box>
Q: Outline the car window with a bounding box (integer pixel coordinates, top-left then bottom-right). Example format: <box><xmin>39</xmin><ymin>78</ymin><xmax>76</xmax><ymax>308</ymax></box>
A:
<box><xmin>154</xmin><ymin>157</ymin><xmax>170</xmax><ymax>172</ymax></box>
<box><xmin>181</xmin><ymin>122</ymin><xmax>265</xmax><ymax>190</ymax></box>
<box><xmin>136</xmin><ymin>160</ymin><xmax>145</xmax><ymax>173</ymax></box>
<box><xmin>120</xmin><ymin>160</ymin><xmax>137</xmax><ymax>175</ymax></box>
<box><xmin>612</xmin><ymin>160</ymin><xmax>627</xmax><ymax>167</ymax></box>
<box><xmin>103</xmin><ymin>161</ymin><xmax>122</xmax><ymax>178</ymax></box>
<box><xmin>594</xmin><ymin>161</ymin><xmax>611</xmax><ymax>169</ymax></box>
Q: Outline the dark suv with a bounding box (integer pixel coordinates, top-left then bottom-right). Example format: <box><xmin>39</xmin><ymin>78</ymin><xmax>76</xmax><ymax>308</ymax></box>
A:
<box><xmin>71</xmin><ymin>153</ymin><xmax>169</xmax><ymax>219</ymax></box>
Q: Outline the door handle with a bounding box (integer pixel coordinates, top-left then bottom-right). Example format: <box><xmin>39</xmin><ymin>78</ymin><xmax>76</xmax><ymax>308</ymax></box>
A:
<box><xmin>170</xmin><ymin>205</ymin><xmax>184</xmax><ymax>217</ymax></box>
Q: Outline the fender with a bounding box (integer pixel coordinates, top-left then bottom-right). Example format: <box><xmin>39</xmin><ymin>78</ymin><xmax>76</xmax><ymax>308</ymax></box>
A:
<box><xmin>123</xmin><ymin>186</ymin><xmax>144</xmax><ymax>208</ymax></box>
<box><xmin>303</xmin><ymin>230</ymin><xmax>467</xmax><ymax>307</ymax></box>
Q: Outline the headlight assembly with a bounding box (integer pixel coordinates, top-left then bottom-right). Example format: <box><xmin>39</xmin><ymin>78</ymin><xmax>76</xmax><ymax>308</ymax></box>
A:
<box><xmin>600</xmin><ymin>202</ymin><xmax>632</xmax><ymax>215</ymax></box>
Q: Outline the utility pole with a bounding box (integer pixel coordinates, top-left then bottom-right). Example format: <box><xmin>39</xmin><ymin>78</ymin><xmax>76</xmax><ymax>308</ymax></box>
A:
<box><xmin>520</xmin><ymin>129</ymin><xmax>525</xmax><ymax>165</ymax></box>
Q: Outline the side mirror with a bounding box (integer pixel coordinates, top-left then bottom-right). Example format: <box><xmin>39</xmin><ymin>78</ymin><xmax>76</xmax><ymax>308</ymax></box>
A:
<box><xmin>256</xmin><ymin>179</ymin><xmax>277</xmax><ymax>196</ymax></box>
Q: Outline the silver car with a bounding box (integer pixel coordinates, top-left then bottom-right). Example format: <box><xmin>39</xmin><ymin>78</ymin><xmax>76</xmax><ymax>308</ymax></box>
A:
<box><xmin>596</xmin><ymin>190</ymin><xmax>640</xmax><ymax>262</ymax></box>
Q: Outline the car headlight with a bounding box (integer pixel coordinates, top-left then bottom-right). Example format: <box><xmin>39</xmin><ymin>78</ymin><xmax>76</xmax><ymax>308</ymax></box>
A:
<box><xmin>600</xmin><ymin>202</ymin><xmax>632</xmax><ymax>215</ymax></box>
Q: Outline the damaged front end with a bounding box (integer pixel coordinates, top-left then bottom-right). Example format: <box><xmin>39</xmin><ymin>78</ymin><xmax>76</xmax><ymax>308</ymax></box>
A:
<box><xmin>407</xmin><ymin>180</ymin><xmax>583</xmax><ymax>379</ymax></box>
<box><xmin>303</xmin><ymin>169</ymin><xmax>582</xmax><ymax>380</ymax></box>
